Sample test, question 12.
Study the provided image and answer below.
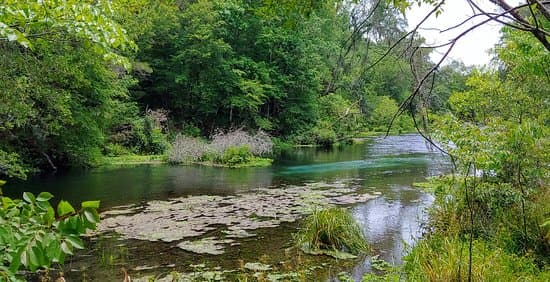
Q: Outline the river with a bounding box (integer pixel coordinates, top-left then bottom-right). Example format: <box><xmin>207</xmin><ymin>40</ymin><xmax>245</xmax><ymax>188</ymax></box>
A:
<box><xmin>7</xmin><ymin>134</ymin><xmax>451</xmax><ymax>281</ymax></box>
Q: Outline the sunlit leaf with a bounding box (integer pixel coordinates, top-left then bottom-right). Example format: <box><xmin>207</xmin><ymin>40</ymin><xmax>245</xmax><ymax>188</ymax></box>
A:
<box><xmin>57</xmin><ymin>200</ymin><xmax>75</xmax><ymax>217</ymax></box>
<box><xmin>22</xmin><ymin>192</ymin><xmax>35</xmax><ymax>204</ymax></box>
<box><xmin>81</xmin><ymin>200</ymin><xmax>100</xmax><ymax>209</ymax></box>
<box><xmin>36</xmin><ymin>192</ymin><xmax>53</xmax><ymax>202</ymax></box>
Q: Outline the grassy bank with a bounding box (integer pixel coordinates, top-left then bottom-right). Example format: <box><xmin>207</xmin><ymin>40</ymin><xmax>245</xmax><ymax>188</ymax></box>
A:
<box><xmin>102</xmin><ymin>154</ymin><xmax>166</xmax><ymax>166</ymax></box>
<box><xmin>403</xmin><ymin>176</ymin><xmax>550</xmax><ymax>281</ymax></box>
<box><xmin>102</xmin><ymin>154</ymin><xmax>273</xmax><ymax>168</ymax></box>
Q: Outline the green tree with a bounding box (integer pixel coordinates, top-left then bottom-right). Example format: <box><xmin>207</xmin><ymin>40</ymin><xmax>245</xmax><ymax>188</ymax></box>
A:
<box><xmin>0</xmin><ymin>0</ymin><xmax>135</xmax><ymax>178</ymax></box>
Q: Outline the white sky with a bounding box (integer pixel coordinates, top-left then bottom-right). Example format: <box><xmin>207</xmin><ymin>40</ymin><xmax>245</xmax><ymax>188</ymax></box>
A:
<box><xmin>405</xmin><ymin>1</ymin><xmax>512</xmax><ymax>66</ymax></box>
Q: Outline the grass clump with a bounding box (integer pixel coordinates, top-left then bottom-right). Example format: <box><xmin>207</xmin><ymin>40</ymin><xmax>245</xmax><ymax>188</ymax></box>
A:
<box><xmin>294</xmin><ymin>207</ymin><xmax>368</xmax><ymax>259</ymax></box>
<box><xmin>404</xmin><ymin>236</ymin><xmax>550</xmax><ymax>281</ymax></box>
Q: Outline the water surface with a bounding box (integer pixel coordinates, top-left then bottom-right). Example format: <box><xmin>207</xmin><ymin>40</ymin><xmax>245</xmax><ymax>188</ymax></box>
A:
<box><xmin>7</xmin><ymin>134</ymin><xmax>451</xmax><ymax>280</ymax></box>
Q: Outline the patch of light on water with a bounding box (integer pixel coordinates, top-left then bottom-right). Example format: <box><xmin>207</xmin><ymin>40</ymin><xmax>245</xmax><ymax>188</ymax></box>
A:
<box><xmin>280</xmin><ymin>157</ymin><xmax>430</xmax><ymax>175</ymax></box>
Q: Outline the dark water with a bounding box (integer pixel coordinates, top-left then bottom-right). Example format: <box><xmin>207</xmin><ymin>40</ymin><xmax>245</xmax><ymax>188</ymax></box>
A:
<box><xmin>6</xmin><ymin>134</ymin><xmax>451</xmax><ymax>281</ymax></box>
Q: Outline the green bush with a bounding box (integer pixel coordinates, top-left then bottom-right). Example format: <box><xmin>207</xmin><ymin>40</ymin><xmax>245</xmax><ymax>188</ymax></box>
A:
<box><xmin>312</xmin><ymin>126</ymin><xmax>337</xmax><ymax>147</ymax></box>
<box><xmin>0</xmin><ymin>151</ymin><xmax>28</xmax><ymax>180</ymax></box>
<box><xmin>294</xmin><ymin>207</ymin><xmax>368</xmax><ymax>258</ymax></box>
<box><xmin>103</xmin><ymin>143</ymin><xmax>131</xmax><ymax>157</ymax></box>
<box><xmin>147</xmin><ymin>128</ymin><xmax>169</xmax><ymax>154</ymax></box>
<box><xmin>0</xmin><ymin>181</ymin><xmax>100</xmax><ymax>281</ymax></box>
<box><xmin>217</xmin><ymin>146</ymin><xmax>252</xmax><ymax>167</ymax></box>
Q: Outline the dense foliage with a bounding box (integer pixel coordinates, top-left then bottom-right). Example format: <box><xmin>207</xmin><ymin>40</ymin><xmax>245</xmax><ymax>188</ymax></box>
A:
<box><xmin>403</xmin><ymin>26</ymin><xmax>549</xmax><ymax>280</ymax></box>
<box><xmin>2</xmin><ymin>0</ymin><xmax>463</xmax><ymax>179</ymax></box>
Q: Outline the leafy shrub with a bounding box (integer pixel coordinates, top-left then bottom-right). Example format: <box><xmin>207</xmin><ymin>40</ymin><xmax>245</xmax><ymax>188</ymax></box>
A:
<box><xmin>103</xmin><ymin>143</ymin><xmax>131</xmax><ymax>157</ymax></box>
<box><xmin>211</xmin><ymin>129</ymin><xmax>272</xmax><ymax>156</ymax></box>
<box><xmin>311</xmin><ymin>126</ymin><xmax>337</xmax><ymax>147</ymax></box>
<box><xmin>181</xmin><ymin>123</ymin><xmax>202</xmax><ymax>137</ymax></box>
<box><xmin>0</xmin><ymin>151</ymin><xmax>28</xmax><ymax>180</ymax></box>
<box><xmin>0</xmin><ymin>181</ymin><xmax>100</xmax><ymax>280</ymax></box>
<box><xmin>423</xmin><ymin>176</ymin><xmax>550</xmax><ymax>267</ymax></box>
<box><xmin>294</xmin><ymin>207</ymin><xmax>368</xmax><ymax>258</ymax></box>
<box><xmin>364</xmin><ymin>95</ymin><xmax>414</xmax><ymax>133</ymax></box>
<box><xmin>168</xmin><ymin>135</ymin><xmax>211</xmax><ymax>164</ymax></box>
<box><xmin>217</xmin><ymin>146</ymin><xmax>252</xmax><ymax>166</ymax></box>
<box><xmin>271</xmin><ymin>137</ymin><xmax>293</xmax><ymax>155</ymax></box>
<box><xmin>147</xmin><ymin>127</ymin><xmax>169</xmax><ymax>154</ymax></box>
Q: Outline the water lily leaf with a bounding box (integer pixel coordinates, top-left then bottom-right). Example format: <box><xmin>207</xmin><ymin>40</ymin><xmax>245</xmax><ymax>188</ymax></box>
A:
<box><xmin>244</xmin><ymin>262</ymin><xmax>272</xmax><ymax>271</ymax></box>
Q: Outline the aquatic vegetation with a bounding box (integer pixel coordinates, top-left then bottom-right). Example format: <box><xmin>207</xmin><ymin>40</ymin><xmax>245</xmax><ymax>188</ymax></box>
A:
<box><xmin>294</xmin><ymin>207</ymin><xmax>369</xmax><ymax>259</ymax></box>
<box><xmin>177</xmin><ymin>237</ymin><xmax>235</xmax><ymax>255</ymax></box>
<box><xmin>97</xmin><ymin>180</ymin><xmax>377</xmax><ymax>254</ymax></box>
<box><xmin>244</xmin><ymin>262</ymin><xmax>272</xmax><ymax>271</ymax></box>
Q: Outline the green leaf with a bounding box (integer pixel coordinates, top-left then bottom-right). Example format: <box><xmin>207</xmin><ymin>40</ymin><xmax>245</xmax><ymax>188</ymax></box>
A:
<box><xmin>9</xmin><ymin>248</ymin><xmax>23</xmax><ymax>272</ymax></box>
<box><xmin>2</xmin><ymin>197</ymin><xmax>15</xmax><ymax>209</ymax></box>
<box><xmin>83</xmin><ymin>209</ymin><xmax>100</xmax><ymax>224</ymax></box>
<box><xmin>36</xmin><ymin>201</ymin><xmax>50</xmax><ymax>211</ymax></box>
<box><xmin>45</xmin><ymin>206</ymin><xmax>55</xmax><ymax>226</ymax></box>
<box><xmin>46</xmin><ymin>240</ymin><xmax>61</xmax><ymax>262</ymax></box>
<box><xmin>60</xmin><ymin>241</ymin><xmax>73</xmax><ymax>255</ymax></box>
<box><xmin>0</xmin><ymin>180</ymin><xmax>6</xmax><ymax>187</ymax></box>
<box><xmin>22</xmin><ymin>192</ymin><xmax>35</xmax><ymax>203</ymax></box>
<box><xmin>57</xmin><ymin>200</ymin><xmax>75</xmax><ymax>216</ymax></box>
<box><xmin>81</xmin><ymin>200</ymin><xmax>100</xmax><ymax>209</ymax></box>
<box><xmin>65</xmin><ymin>235</ymin><xmax>84</xmax><ymax>249</ymax></box>
<box><xmin>36</xmin><ymin>192</ymin><xmax>54</xmax><ymax>202</ymax></box>
<box><xmin>19</xmin><ymin>249</ymin><xmax>28</xmax><ymax>267</ymax></box>
<box><xmin>28</xmin><ymin>248</ymin><xmax>39</xmax><ymax>268</ymax></box>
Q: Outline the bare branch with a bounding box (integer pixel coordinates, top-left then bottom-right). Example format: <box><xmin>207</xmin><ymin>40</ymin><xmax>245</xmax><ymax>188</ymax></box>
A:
<box><xmin>490</xmin><ymin>0</ymin><xmax>550</xmax><ymax>51</ymax></box>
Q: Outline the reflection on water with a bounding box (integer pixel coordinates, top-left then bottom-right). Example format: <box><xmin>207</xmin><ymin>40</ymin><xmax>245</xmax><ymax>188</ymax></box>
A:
<box><xmin>6</xmin><ymin>134</ymin><xmax>450</xmax><ymax>280</ymax></box>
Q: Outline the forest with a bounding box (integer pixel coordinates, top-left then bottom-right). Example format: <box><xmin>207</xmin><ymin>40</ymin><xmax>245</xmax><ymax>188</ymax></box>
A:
<box><xmin>0</xmin><ymin>0</ymin><xmax>548</xmax><ymax>281</ymax></box>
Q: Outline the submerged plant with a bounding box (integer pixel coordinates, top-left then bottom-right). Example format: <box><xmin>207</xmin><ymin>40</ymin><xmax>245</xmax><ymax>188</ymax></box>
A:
<box><xmin>294</xmin><ymin>207</ymin><xmax>368</xmax><ymax>258</ymax></box>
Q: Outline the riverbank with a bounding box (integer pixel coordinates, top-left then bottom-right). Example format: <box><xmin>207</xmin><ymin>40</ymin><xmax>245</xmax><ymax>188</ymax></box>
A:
<box><xmin>403</xmin><ymin>176</ymin><xmax>550</xmax><ymax>281</ymax></box>
<box><xmin>101</xmin><ymin>155</ymin><xmax>273</xmax><ymax>168</ymax></box>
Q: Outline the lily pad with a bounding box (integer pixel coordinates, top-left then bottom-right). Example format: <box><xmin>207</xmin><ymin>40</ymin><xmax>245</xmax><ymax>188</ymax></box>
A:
<box><xmin>96</xmin><ymin>179</ymin><xmax>379</xmax><ymax>248</ymax></box>
<box><xmin>244</xmin><ymin>262</ymin><xmax>272</xmax><ymax>271</ymax></box>
<box><xmin>177</xmin><ymin>237</ymin><xmax>234</xmax><ymax>255</ymax></box>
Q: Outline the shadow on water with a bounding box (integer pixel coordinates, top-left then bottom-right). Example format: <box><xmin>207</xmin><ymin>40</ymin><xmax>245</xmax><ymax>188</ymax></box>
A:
<box><xmin>6</xmin><ymin>134</ymin><xmax>451</xmax><ymax>281</ymax></box>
